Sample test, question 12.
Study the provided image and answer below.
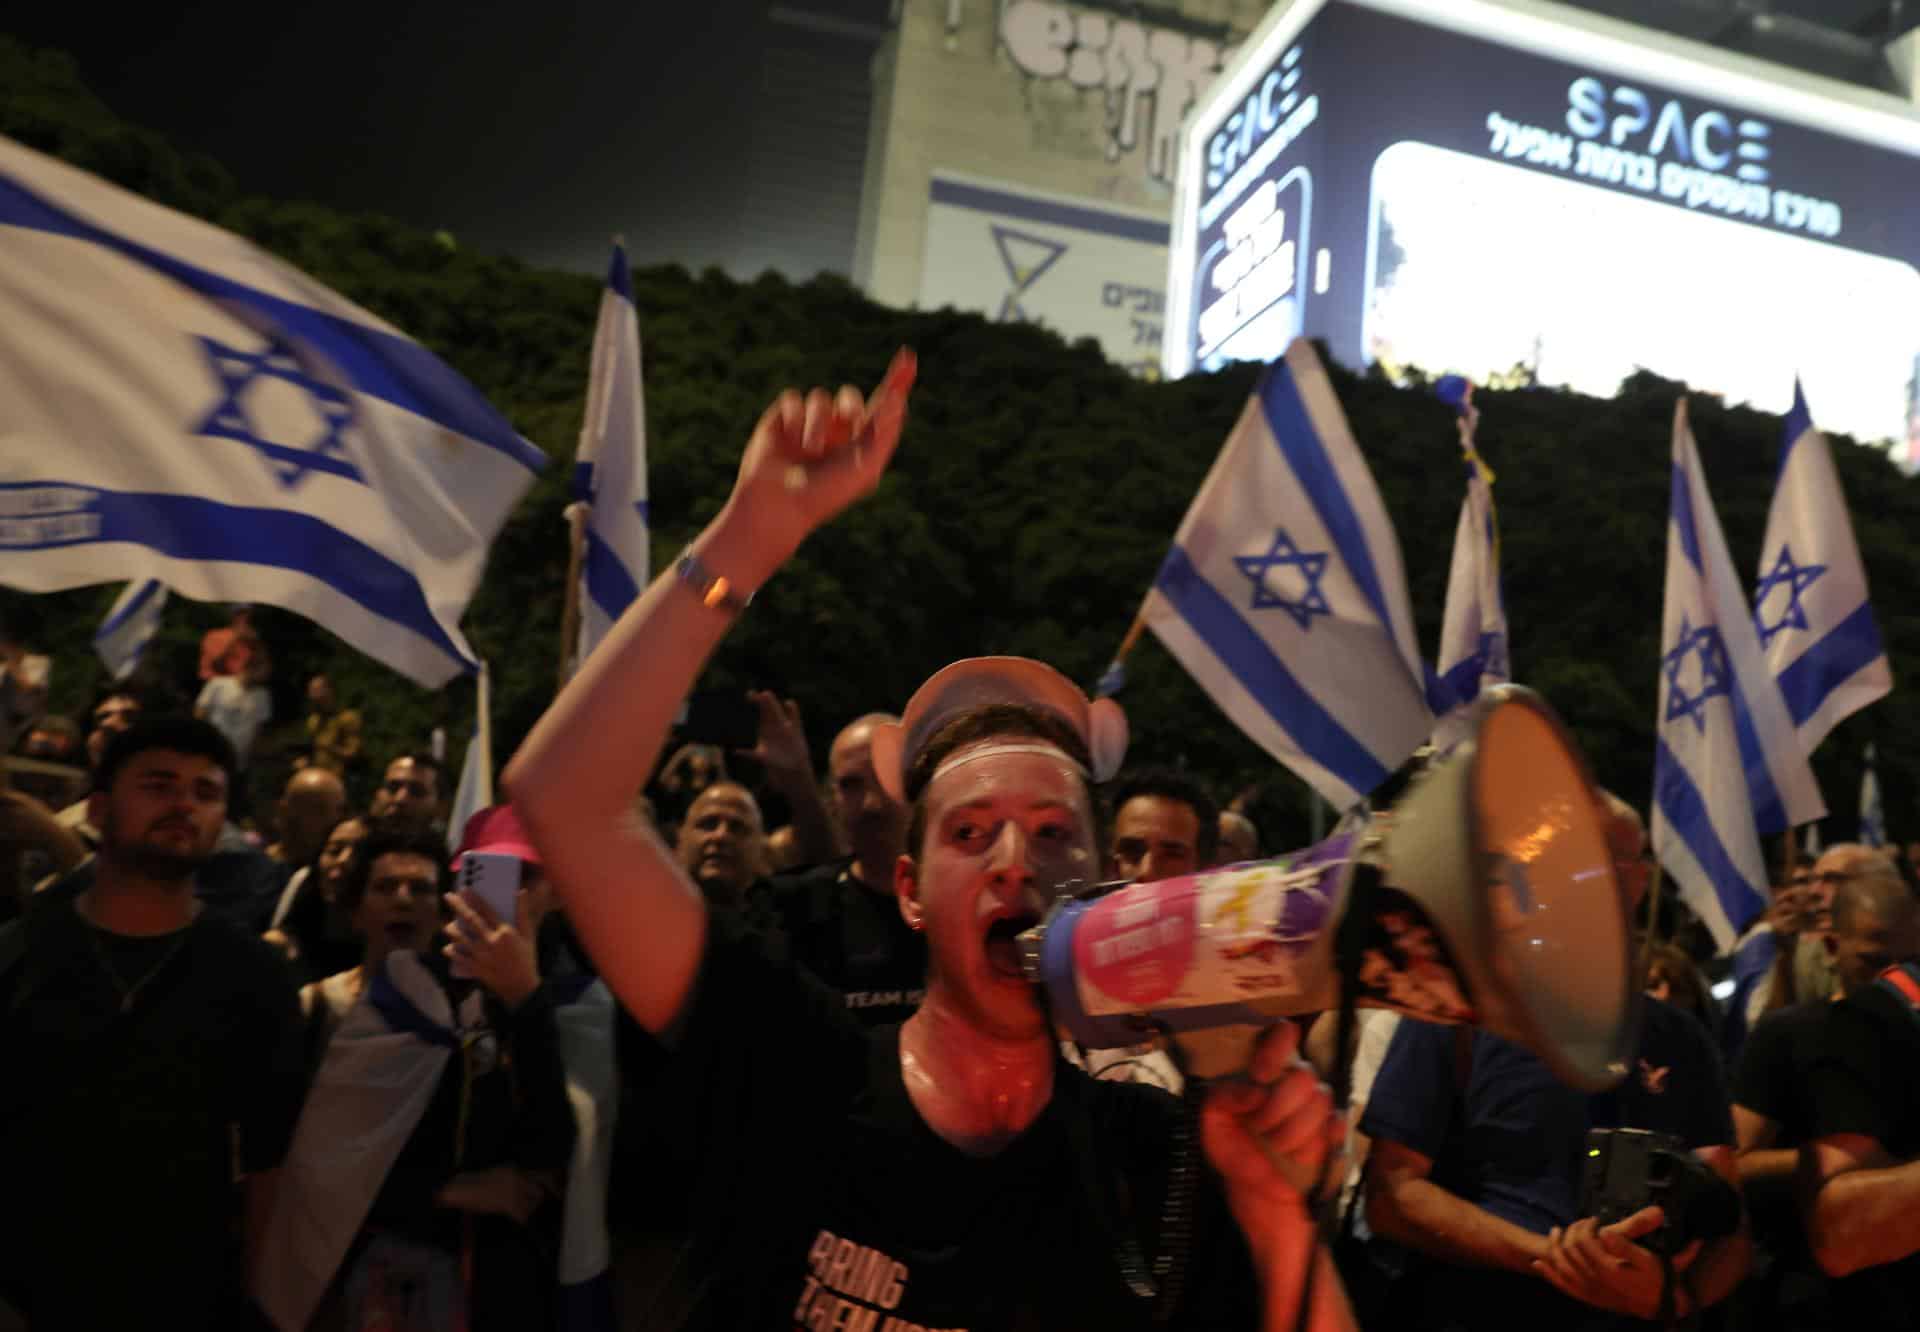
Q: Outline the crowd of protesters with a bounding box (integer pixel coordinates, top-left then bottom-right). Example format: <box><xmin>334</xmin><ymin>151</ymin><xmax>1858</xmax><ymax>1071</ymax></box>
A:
<box><xmin>3</xmin><ymin>358</ymin><xmax>1920</xmax><ymax>1330</ymax></box>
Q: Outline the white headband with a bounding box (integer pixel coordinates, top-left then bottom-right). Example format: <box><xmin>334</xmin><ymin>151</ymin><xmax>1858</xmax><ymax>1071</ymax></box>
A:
<box><xmin>928</xmin><ymin>741</ymin><xmax>1088</xmax><ymax>787</ymax></box>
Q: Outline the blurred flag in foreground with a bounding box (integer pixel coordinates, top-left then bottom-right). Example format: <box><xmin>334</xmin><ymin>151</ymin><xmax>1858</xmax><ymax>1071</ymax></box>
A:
<box><xmin>1859</xmin><ymin>743</ymin><xmax>1886</xmax><ymax>849</ymax></box>
<box><xmin>1654</xmin><ymin>400</ymin><xmax>1826</xmax><ymax>949</ymax></box>
<box><xmin>572</xmin><ymin>242</ymin><xmax>650</xmax><ymax>667</ymax></box>
<box><xmin>1141</xmin><ymin>338</ymin><xmax>1430</xmax><ymax>809</ymax></box>
<box><xmin>0</xmin><ymin>135</ymin><xmax>543</xmax><ymax>687</ymax></box>
<box><xmin>1755</xmin><ymin>381</ymin><xmax>1891</xmax><ymax>752</ymax></box>
<box><xmin>446</xmin><ymin>662</ymin><xmax>495</xmax><ymax>857</ymax></box>
<box><xmin>1432</xmin><ymin>376</ymin><xmax>1508</xmax><ymax>732</ymax></box>
<box><xmin>92</xmin><ymin>579</ymin><xmax>168</xmax><ymax>681</ymax></box>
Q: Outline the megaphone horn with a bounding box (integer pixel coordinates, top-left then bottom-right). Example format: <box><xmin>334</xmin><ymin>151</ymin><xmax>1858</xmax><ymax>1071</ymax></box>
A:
<box><xmin>1016</xmin><ymin>685</ymin><xmax>1636</xmax><ymax>1091</ymax></box>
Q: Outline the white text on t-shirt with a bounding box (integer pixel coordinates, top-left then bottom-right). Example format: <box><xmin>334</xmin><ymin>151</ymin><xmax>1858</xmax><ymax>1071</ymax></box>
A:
<box><xmin>793</xmin><ymin>1229</ymin><xmax>966</xmax><ymax>1332</ymax></box>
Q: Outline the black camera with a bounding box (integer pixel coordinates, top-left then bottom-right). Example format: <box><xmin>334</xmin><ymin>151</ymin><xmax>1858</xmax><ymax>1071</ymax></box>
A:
<box><xmin>1580</xmin><ymin>1128</ymin><xmax>1741</xmax><ymax>1256</ymax></box>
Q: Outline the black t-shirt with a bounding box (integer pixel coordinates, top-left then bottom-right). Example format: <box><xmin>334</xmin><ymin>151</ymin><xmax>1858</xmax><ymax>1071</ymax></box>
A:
<box><xmin>1732</xmin><ymin>1001</ymin><xmax>1830</xmax><ymax>1145</ymax></box>
<box><xmin>624</xmin><ymin>931</ymin><xmax>1259</xmax><ymax>1331</ymax></box>
<box><xmin>1806</xmin><ymin>981</ymin><xmax>1920</xmax><ymax>1328</ymax></box>
<box><xmin>768</xmin><ymin>857</ymin><xmax>928</xmax><ymax>1027</ymax></box>
<box><xmin>0</xmin><ymin>876</ymin><xmax>307</xmax><ymax>1330</ymax></box>
<box><xmin>1732</xmin><ymin>1000</ymin><xmax>1831</xmax><ymax>1267</ymax></box>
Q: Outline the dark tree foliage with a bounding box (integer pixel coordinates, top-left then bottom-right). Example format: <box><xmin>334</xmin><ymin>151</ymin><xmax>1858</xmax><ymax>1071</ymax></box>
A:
<box><xmin>5</xmin><ymin>35</ymin><xmax>1920</xmax><ymax>853</ymax></box>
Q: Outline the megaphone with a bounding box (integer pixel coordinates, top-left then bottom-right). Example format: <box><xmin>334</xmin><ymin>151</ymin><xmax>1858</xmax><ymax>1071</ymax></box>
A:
<box><xmin>1016</xmin><ymin>685</ymin><xmax>1635</xmax><ymax>1091</ymax></box>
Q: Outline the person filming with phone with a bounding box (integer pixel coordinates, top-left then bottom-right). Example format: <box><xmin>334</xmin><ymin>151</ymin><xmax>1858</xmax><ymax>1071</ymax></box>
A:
<box><xmin>255</xmin><ymin>824</ymin><xmax>575</xmax><ymax>1332</ymax></box>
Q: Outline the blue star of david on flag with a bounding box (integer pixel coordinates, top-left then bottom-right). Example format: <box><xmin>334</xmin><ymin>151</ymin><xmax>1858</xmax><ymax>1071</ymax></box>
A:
<box><xmin>1234</xmin><ymin>528</ymin><xmax>1333</xmax><ymax>630</ymax></box>
<box><xmin>1752</xmin><ymin>544</ymin><xmax>1827</xmax><ymax>648</ymax></box>
<box><xmin>195</xmin><ymin>335</ymin><xmax>362</xmax><ymax>489</ymax></box>
<box><xmin>1662</xmin><ymin>614</ymin><xmax>1732</xmax><ymax>733</ymax></box>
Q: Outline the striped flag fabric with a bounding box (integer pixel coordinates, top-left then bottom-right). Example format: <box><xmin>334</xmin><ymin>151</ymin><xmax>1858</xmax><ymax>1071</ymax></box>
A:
<box><xmin>1859</xmin><ymin>743</ymin><xmax>1886</xmax><ymax>848</ymax></box>
<box><xmin>0</xmin><ymin>135</ymin><xmax>543</xmax><ymax>687</ymax></box>
<box><xmin>1432</xmin><ymin>376</ymin><xmax>1509</xmax><ymax>726</ymax></box>
<box><xmin>572</xmin><ymin>242</ymin><xmax>649</xmax><ymax>667</ymax></box>
<box><xmin>1755</xmin><ymin>382</ymin><xmax>1891</xmax><ymax>752</ymax></box>
<box><xmin>1140</xmin><ymin>338</ymin><xmax>1431</xmax><ymax>809</ymax></box>
<box><xmin>446</xmin><ymin>661</ymin><xmax>495</xmax><ymax>857</ymax></box>
<box><xmin>92</xmin><ymin>579</ymin><xmax>168</xmax><ymax>681</ymax></box>
<box><xmin>1653</xmin><ymin>399</ymin><xmax>1826</xmax><ymax>949</ymax></box>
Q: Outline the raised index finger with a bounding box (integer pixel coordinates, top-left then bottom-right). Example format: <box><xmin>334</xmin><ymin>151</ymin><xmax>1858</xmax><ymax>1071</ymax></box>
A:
<box><xmin>858</xmin><ymin>348</ymin><xmax>918</xmax><ymax>459</ymax></box>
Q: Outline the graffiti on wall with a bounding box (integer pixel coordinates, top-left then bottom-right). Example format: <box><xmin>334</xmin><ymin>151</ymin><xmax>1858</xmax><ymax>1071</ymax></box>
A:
<box><xmin>999</xmin><ymin>0</ymin><xmax>1237</xmax><ymax>184</ymax></box>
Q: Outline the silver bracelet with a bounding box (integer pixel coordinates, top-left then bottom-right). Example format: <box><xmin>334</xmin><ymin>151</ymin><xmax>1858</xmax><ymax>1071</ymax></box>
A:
<box><xmin>674</xmin><ymin>549</ymin><xmax>753</xmax><ymax>614</ymax></box>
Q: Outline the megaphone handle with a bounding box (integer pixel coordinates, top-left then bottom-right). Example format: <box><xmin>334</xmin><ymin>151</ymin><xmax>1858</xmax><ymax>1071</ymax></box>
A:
<box><xmin>1169</xmin><ymin>1022</ymin><xmax>1273</xmax><ymax>1081</ymax></box>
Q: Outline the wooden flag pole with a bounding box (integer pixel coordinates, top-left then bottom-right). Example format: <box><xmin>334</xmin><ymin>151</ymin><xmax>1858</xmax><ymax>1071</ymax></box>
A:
<box><xmin>556</xmin><ymin>502</ymin><xmax>587</xmax><ymax>689</ymax></box>
<box><xmin>1638</xmin><ymin>860</ymin><xmax>1665</xmax><ymax>983</ymax></box>
<box><xmin>556</xmin><ymin>233</ymin><xmax>629</xmax><ymax>690</ymax></box>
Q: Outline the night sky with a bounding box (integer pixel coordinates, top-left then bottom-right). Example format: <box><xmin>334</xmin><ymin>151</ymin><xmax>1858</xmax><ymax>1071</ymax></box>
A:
<box><xmin>5</xmin><ymin>0</ymin><xmax>795</xmax><ymax>276</ymax></box>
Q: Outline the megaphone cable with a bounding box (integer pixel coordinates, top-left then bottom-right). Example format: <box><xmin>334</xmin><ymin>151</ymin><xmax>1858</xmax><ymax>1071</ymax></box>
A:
<box><xmin>1042</xmin><ymin>973</ymin><xmax>1200</xmax><ymax>1323</ymax></box>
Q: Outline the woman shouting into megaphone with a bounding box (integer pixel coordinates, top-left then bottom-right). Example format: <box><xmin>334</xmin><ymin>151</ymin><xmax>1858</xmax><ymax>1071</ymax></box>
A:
<box><xmin>503</xmin><ymin>350</ymin><xmax>1356</xmax><ymax>1331</ymax></box>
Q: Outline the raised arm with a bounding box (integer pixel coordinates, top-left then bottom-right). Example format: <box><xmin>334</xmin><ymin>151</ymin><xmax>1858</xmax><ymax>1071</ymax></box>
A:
<box><xmin>503</xmin><ymin>351</ymin><xmax>915</xmax><ymax>1034</ymax></box>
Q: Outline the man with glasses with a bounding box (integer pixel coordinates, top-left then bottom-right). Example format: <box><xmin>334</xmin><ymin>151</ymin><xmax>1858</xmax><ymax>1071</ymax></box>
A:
<box><xmin>1796</xmin><ymin>867</ymin><xmax>1920</xmax><ymax>1328</ymax></box>
<box><xmin>1792</xmin><ymin>845</ymin><xmax>1884</xmax><ymax>1008</ymax></box>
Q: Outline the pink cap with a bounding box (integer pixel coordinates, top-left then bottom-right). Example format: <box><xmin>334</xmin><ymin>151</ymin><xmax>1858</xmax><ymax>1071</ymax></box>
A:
<box><xmin>452</xmin><ymin>803</ymin><xmax>542</xmax><ymax>866</ymax></box>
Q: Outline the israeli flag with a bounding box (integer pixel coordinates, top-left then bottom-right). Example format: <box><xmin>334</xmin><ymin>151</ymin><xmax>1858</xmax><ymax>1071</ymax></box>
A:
<box><xmin>1755</xmin><ymin>382</ymin><xmax>1891</xmax><ymax>753</ymax></box>
<box><xmin>92</xmin><ymin>579</ymin><xmax>168</xmax><ymax>681</ymax></box>
<box><xmin>573</xmin><ymin>243</ymin><xmax>649</xmax><ymax>666</ymax></box>
<box><xmin>446</xmin><ymin>661</ymin><xmax>494</xmax><ymax>856</ymax></box>
<box><xmin>1654</xmin><ymin>400</ymin><xmax>1826</xmax><ymax>949</ymax></box>
<box><xmin>1433</xmin><ymin>377</ymin><xmax>1509</xmax><ymax>720</ymax></box>
<box><xmin>1141</xmin><ymin>338</ymin><xmax>1431</xmax><ymax>809</ymax></box>
<box><xmin>1859</xmin><ymin>743</ymin><xmax>1886</xmax><ymax>849</ymax></box>
<box><xmin>0</xmin><ymin>136</ymin><xmax>543</xmax><ymax>687</ymax></box>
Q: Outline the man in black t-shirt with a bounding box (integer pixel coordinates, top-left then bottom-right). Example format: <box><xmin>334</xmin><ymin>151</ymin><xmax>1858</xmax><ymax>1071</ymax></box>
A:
<box><xmin>1798</xmin><ymin>865</ymin><xmax>1920</xmax><ymax>1328</ymax></box>
<box><xmin>507</xmin><ymin>352</ymin><xmax>1355</xmax><ymax>1330</ymax></box>
<box><xmin>769</xmin><ymin>712</ymin><xmax>927</xmax><ymax>1026</ymax></box>
<box><xmin>1730</xmin><ymin>868</ymin><xmax>1909</xmax><ymax>1327</ymax></box>
<box><xmin>0</xmin><ymin>716</ymin><xmax>306</xmax><ymax>1331</ymax></box>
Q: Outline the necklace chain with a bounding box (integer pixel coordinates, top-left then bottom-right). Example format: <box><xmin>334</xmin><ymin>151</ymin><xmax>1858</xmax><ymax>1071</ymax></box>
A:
<box><xmin>78</xmin><ymin>898</ymin><xmax>194</xmax><ymax>1015</ymax></box>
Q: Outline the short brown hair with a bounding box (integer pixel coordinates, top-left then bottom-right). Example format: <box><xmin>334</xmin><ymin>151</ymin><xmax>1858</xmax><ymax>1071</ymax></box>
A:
<box><xmin>903</xmin><ymin>704</ymin><xmax>1094</xmax><ymax>858</ymax></box>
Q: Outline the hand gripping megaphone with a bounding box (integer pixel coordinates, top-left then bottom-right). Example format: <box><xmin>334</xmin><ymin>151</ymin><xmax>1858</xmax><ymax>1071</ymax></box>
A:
<box><xmin>1017</xmin><ymin>686</ymin><xmax>1636</xmax><ymax>1090</ymax></box>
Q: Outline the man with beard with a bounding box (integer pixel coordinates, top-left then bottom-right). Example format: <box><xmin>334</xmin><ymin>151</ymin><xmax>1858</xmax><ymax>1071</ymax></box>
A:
<box><xmin>768</xmin><ymin>712</ymin><xmax>928</xmax><ymax>1026</ymax></box>
<box><xmin>0</xmin><ymin>716</ymin><xmax>306</xmax><ymax>1331</ymax></box>
<box><xmin>370</xmin><ymin>751</ymin><xmax>446</xmax><ymax>837</ymax></box>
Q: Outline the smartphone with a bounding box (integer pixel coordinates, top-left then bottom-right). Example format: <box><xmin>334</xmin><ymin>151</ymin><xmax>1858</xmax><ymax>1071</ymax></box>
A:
<box><xmin>16</xmin><ymin>654</ymin><xmax>49</xmax><ymax>689</ymax></box>
<box><xmin>676</xmin><ymin>691</ymin><xmax>760</xmax><ymax>750</ymax></box>
<box><xmin>457</xmin><ymin>850</ymin><xmax>522</xmax><ymax>922</ymax></box>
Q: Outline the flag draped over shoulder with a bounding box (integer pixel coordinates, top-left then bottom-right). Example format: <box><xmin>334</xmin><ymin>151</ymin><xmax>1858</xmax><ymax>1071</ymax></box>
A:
<box><xmin>572</xmin><ymin>243</ymin><xmax>649</xmax><ymax>666</ymax></box>
<box><xmin>0</xmin><ymin>136</ymin><xmax>544</xmax><ymax>687</ymax></box>
<box><xmin>1755</xmin><ymin>382</ymin><xmax>1891</xmax><ymax>752</ymax></box>
<box><xmin>1654</xmin><ymin>400</ymin><xmax>1826</xmax><ymax>949</ymax></box>
<box><xmin>1433</xmin><ymin>376</ymin><xmax>1508</xmax><ymax>723</ymax></box>
<box><xmin>92</xmin><ymin>579</ymin><xmax>168</xmax><ymax>681</ymax></box>
<box><xmin>1141</xmin><ymin>338</ymin><xmax>1431</xmax><ymax>809</ymax></box>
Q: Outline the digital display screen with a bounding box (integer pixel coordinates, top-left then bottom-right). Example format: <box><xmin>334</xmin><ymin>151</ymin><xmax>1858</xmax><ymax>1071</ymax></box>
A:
<box><xmin>1165</xmin><ymin>0</ymin><xmax>1920</xmax><ymax>461</ymax></box>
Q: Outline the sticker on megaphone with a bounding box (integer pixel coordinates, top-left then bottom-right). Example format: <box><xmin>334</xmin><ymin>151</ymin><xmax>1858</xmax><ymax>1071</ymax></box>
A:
<box><xmin>1069</xmin><ymin>838</ymin><xmax>1348</xmax><ymax>1017</ymax></box>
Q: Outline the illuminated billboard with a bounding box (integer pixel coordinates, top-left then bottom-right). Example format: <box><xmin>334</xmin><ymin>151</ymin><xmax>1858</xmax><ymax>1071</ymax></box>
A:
<box><xmin>1164</xmin><ymin>0</ymin><xmax>1920</xmax><ymax>461</ymax></box>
